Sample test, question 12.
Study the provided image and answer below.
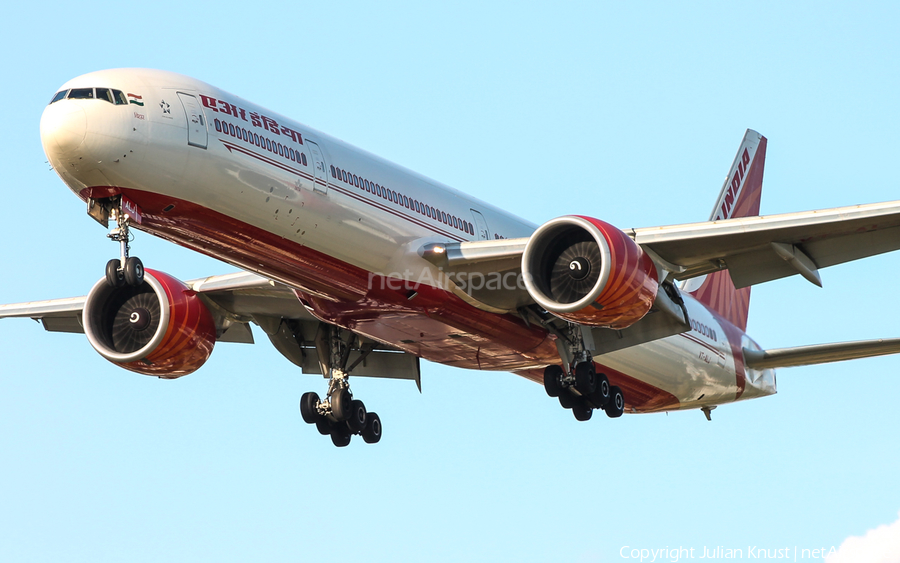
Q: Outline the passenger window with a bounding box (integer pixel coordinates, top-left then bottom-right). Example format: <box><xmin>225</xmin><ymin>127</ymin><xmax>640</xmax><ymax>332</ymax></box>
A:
<box><xmin>68</xmin><ymin>88</ymin><xmax>94</xmax><ymax>99</ymax></box>
<box><xmin>49</xmin><ymin>90</ymin><xmax>68</xmax><ymax>104</ymax></box>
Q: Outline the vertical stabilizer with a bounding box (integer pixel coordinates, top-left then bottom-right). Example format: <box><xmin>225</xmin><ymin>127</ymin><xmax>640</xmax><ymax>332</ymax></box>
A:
<box><xmin>683</xmin><ymin>130</ymin><xmax>767</xmax><ymax>331</ymax></box>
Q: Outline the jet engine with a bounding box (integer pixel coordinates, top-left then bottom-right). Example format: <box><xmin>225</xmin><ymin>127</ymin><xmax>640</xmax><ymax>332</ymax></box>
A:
<box><xmin>83</xmin><ymin>269</ymin><xmax>216</xmax><ymax>377</ymax></box>
<box><xmin>522</xmin><ymin>216</ymin><xmax>659</xmax><ymax>329</ymax></box>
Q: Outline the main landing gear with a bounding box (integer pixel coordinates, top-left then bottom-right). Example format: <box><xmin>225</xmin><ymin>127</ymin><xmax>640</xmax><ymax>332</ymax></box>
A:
<box><xmin>298</xmin><ymin>326</ymin><xmax>382</xmax><ymax>447</ymax></box>
<box><xmin>543</xmin><ymin>323</ymin><xmax>626</xmax><ymax>421</ymax></box>
<box><xmin>543</xmin><ymin>362</ymin><xmax>625</xmax><ymax>420</ymax></box>
<box><xmin>104</xmin><ymin>200</ymin><xmax>144</xmax><ymax>288</ymax></box>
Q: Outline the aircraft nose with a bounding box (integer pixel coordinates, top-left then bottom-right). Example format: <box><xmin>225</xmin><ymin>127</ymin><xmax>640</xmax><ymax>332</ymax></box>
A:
<box><xmin>40</xmin><ymin>102</ymin><xmax>86</xmax><ymax>156</ymax></box>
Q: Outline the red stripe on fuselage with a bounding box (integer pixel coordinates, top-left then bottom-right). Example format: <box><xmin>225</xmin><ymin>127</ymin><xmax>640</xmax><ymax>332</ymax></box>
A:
<box><xmin>79</xmin><ymin>186</ymin><xmax>557</xmax><ymax>372</ymax></box>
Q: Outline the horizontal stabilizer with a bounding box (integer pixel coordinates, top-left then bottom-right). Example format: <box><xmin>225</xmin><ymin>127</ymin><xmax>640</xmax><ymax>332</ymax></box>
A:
<box><xmin>744</xmin><ymin>338</ymin><xmax>900</xmax><ymax>370</ymax></box>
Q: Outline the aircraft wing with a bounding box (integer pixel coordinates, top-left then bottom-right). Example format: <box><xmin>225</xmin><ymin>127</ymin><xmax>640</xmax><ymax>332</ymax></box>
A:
<box><xmin>0</xmin><ymin>271</ymin><xmax>420</xmax><ymax>382</ymax></box>
<box><xmin>629</xmin><ymin>199</ymin><xmax>900</xmax><ymax>287</ymax></box>
<box><xmin>427</xmin><ymin>199</ymin><xmax>900</xmax><ymax>293</ymax></box>
<box><xmin>744</xmin><ymin>338</ymin><xmax>900</xmax><ymax>370</ymax></box>
<box><xmin>0</xmin><ymin>271</ymin><xmax>307</xmax><ymax>342</ymax></box>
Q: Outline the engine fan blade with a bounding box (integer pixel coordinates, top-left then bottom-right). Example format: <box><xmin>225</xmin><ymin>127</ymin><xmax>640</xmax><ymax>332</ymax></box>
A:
<box><xmin>549</xmin><ymin>239</ymin><xmax>602</xmax><ymax>303</ymax></box>
<box><xmin>111</xmin><ymin>290</ymin><xmax>162</xmax><ymax>353</ymax></box>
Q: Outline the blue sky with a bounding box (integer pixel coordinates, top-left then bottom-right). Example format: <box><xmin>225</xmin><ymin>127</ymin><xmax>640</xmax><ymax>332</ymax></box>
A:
<box><xmin>1</xmin><ymin>2</ymin><xmax>899</xmax><ymax>562</ymax></box>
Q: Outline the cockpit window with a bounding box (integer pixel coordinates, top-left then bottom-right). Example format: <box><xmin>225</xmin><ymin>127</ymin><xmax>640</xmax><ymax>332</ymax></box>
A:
<box><xmin>51</xmin><ymin>87</ymin><xmax>129</xmax><ymax>106</ymax></box>
<box><xmin>49</xmin><ymin>90</ymin><xmax>68</xmax><ymax>105</ymax></box>
<box><xmin>67</xmin><ymin>88</ymin><xmax>94</xmax><ymax>100</ymax></box>
<box><xmin>95</xmin><ymin>88</ymin><xmax>114</xmax><ymax>104</ymax></box>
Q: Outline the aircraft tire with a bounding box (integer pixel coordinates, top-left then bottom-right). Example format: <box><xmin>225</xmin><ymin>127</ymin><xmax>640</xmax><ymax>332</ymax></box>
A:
<box><xmin>331</xmin><ymin>428</ymin><xmax>351</xmax><ymax>447</ymax></box>
<box><xmin>315</xmin><ymin>417</ymin><xmax>332</xmax><ymax>436</ymax></box>
<box><xmin>299</xmin><ymin>391</ymin><xmax>320</xmax><ymax>424</ymax></box>
<box><xmin>347</xmin><ymin>400</ymin><xmax>367</xmax><ymax>432</ymax></box>
<box><xmin>331</xmin><ymin>388</ymin><xmax>352</xmax><ymax>421</ymax></box>
<box><xmin>589</xmin><ymin>372</ymin><xmax>611</xmax><ymax>409</ymax></box>
<box><xmin>558</xmin><ymin>391</ymin><xmax>580</xmax><ymax>409</ymax></box>
<box><xmin>105</xmin><ymin>259</ymin><xmax>124</xmax><ymax>288</ymax></box>
<box><xmin>572</xmin><ymin>402</ymin><xmax>593</xmax><ymax>421</ymax></box>
<box><xmin>543</xmin><ymin>365</ymin><xmax>563</xmax><ymax>397</ymax></box>
<box><xmin>362</xmin><ymin>412</ymin><xmax>382</xmax><ymax>444</ymax></box>
<box><xmin>124</xmin><ymin>256</ymin><xmax>144</xmax><ymax>286</ymax></box>
<box><xmin>574</xmin><ymin>362</ymin><xmax>596</xmax><ymax>394</ymax></box>
<box><xmin>606</xmin><ymin>386</ymin><xmax>625</xmax><ymax>418</ymax></box>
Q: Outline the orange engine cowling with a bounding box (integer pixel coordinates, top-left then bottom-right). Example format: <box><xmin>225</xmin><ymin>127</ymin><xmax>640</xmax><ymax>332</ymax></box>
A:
<box><xmin>522</xmin><ymin>216</ymin><xmax>659</xmax><ymax>329</ymax></box>
<box><xmin>83</xmin><ymin>269</ymin><xmax>216</xmax><ymax>378</ymax></box>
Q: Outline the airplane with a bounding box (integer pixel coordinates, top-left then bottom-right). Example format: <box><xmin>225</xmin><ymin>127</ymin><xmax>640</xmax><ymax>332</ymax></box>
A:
<box><xmin>3</xmin><ymin>68</ymin><xmax>900</xmax><ymax>447</ymax></box>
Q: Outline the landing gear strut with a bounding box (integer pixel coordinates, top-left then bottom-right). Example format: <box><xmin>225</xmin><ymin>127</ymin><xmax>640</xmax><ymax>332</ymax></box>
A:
<box><xmin>543</xmin><ymin>322</ymin><xmax>625</xmax><ymax>421</ymax></box>
<box><xmin>104</xmin><ymin>198</ymin><xmax>144</xmax><ymax>288</ymax></box>
<box><xmin>298</xmin><ymin>325</ymin><xmax>383</xmax><ymax>447</ymax></box>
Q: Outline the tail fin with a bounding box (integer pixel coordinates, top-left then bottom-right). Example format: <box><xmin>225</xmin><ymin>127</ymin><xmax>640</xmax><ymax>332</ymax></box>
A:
<box><xmin>683</xmin><ymin>129</ymin><xmax>767</xmax><ymax>331</ymax></box>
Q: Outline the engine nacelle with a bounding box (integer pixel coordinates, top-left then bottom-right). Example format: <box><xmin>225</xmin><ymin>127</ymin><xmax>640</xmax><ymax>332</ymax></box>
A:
<box><xmin>83</xmin><ymin>269</ymin><xmax>216</xmax><ymax>378</ymax></box>
<box><xmin>522</xmin><ymin>216</ymin><xmax>659</xmax><ymax>329</ymax></box>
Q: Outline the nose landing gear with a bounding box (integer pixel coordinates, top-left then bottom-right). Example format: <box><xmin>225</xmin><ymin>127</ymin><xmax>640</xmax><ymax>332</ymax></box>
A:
<box><xmin>104</xmin><ymin>199</ymin><xmax>144</xmax><ymax>288</ymax></box>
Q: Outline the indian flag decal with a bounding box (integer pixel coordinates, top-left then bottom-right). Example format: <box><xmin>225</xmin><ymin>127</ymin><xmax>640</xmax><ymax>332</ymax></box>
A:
<box><xmin>127</xmin><ymin>93</ymin><xmax>144</xmax><ymax>106</ymax></box>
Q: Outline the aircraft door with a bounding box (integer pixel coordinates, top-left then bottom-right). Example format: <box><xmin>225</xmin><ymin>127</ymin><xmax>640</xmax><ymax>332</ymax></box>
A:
<box><xmin>177</xmin><ymin>93</ymin><xmax>208</xmax><ymax>149</ymax></box>
<box><xmin>470</xmin><ymin>209</ymin><xmax>492</xmax><ymax>240</ymax></box>
<box><xmin>306</xmin><ymin>141</ymin><xmax>327</xmax><ymax>194</ymax></box>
